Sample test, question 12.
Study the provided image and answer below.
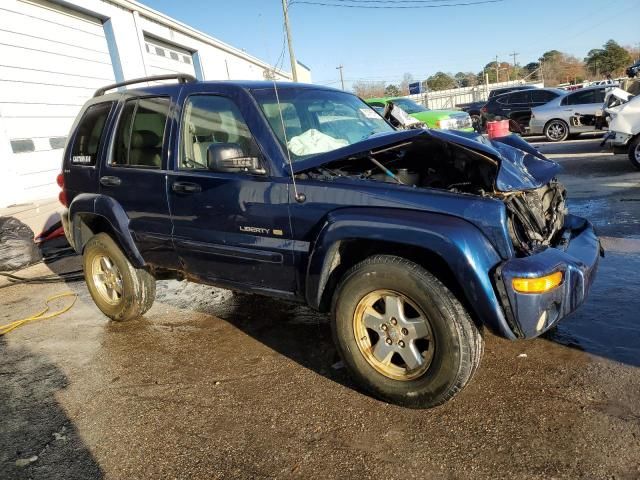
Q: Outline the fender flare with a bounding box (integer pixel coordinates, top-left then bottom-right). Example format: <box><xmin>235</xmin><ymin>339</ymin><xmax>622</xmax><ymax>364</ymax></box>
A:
<box><xmin>68</xmin><ymin>193</ymin><xmax>145</xmax><ymax>268</ymax></box>
<box><xmin>305</xmin><ymin>207</ymin><xmax>515</xmax><ymax>339</ymax></box>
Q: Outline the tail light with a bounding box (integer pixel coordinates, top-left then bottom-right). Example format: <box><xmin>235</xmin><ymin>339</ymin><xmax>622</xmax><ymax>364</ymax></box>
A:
<box><xmin>57</xmin><ymin>172</ymin><xmax>68</xmax><ymax>206</ymax></box>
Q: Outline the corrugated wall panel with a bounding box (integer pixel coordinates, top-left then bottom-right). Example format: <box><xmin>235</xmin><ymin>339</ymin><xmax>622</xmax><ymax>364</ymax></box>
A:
<box><xmin>0</xmin><ymin>0</ymin><xmax>115</xmax><ymax>201</ymax></box>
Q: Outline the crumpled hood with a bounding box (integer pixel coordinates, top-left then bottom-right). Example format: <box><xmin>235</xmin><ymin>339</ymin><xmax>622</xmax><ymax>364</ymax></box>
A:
<box><xmin>291</xmin><ymin>129</ymin><xmax>561</xmax><ymax>192</ymax></box>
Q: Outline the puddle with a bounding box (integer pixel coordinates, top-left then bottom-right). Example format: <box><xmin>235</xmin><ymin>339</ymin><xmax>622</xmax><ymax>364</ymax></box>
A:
<box><xmin>546</xmin><ymin>251</ymin><xmax>640</xmax><ymax>367</ymax></box>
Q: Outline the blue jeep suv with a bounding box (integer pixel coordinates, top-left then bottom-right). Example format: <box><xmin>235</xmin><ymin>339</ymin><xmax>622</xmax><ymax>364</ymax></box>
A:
<box><xmin>59</xmin><ymin>74</ymin><xmax>601</xmax><ymax>408</ymax></box>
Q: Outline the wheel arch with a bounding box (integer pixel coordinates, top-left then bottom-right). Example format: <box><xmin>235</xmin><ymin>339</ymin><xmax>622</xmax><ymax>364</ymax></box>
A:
<box><xmin>305</xmin><ymin>208</ymin><xmax>515</xmax><ymax>339</ymax></box>
<box><xmin>69</xmin><ymin>193</ymin><xmax>145</xmax><ymax>268</ymax></box>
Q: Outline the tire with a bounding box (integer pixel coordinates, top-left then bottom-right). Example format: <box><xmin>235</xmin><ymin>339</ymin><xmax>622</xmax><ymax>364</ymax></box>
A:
<box><xmin>544</xmin><ymin>119</ymin><xmax>569</xmax><ymax>142</ymax></box>
<box><xmin>331</xmin><ymin>255</ymin><xmax>483</xmax><ymax>408</ymax></box>
<box><xmin>628</xmin><ymin>135</ymin><xmax>640</xmax><ymax>170</ymax></box>
<box><xmin>83</xmin><ymin>233</ymin><xmax>156</xmax><ymax>321</ymax></box>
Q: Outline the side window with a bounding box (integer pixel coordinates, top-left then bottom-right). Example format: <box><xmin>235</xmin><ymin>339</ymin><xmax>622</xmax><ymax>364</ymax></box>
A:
<box><xmin>111</xmin><ymin>97</ymin><xmax>170</xmax><ymax>168</ymax></box>
<box><xmin>508</xmin><ymin>91</ymin><xmax>529</xmax><ymax>104</ymax></box>
<box><xmin>180</xmin><ymin>95</ymin><xmax>260</xmax><ymax>170</ymax></box>
<box><xmin>496</xmin><ymin>95</ymin><xmax>509</xmax><ymax>105</ymax></box>
<box><xmin>567</xmin><ymin>90</ymin><xmax>595</xmax><ymax>105</ymax></box>
<box><xmin>594</xmin><ymin>88</ymin><xmax>606</xmax><ymax>103</ymax></box>
<box><xmin>70</xmin><ymin>102</ymin><xmax>113</xmax><ymax>166</ymax></box>
<box><xmin>531</xmin><ymin>90</ymin><xmax>558</xmax><ymax>104</ymax></box>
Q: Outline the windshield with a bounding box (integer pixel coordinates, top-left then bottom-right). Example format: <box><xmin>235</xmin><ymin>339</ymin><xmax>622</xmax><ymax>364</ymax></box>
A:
<box><xmin>253</xmin><ymin>88</ymin><xmax>394</xmax><ymax>161</ymax></box>
<box><xmin>390</xmin><ymin>98</ymin><xmax>429</xmax><ymax>114</ymax></box>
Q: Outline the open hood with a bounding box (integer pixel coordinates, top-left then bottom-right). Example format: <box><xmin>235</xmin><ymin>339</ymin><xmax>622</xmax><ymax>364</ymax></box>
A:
<box><xmin>291</xmin><ymin>129</ymin><xmax>561</xmax><ymax>192</ymax></box>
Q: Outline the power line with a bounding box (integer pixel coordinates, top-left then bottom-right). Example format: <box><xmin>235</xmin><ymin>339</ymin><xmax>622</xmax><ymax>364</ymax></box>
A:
<box><xmin>290</xmin><ymin>0</ymin><xmax>503</xmax><ymax>8</ymax></box>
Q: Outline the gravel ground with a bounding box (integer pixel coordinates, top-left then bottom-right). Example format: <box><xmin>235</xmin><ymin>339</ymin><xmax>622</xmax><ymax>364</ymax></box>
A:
<box><xmin>1</xmin><ymin>135</ymin><xmax>639</xmax><ymax>479</ymax></box>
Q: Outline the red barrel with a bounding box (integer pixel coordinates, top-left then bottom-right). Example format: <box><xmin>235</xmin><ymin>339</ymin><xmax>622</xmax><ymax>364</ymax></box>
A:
<box><xmin>486</xmin><ymin>120</ymin><xmax>510</xmax><ymax>139</ymax></box>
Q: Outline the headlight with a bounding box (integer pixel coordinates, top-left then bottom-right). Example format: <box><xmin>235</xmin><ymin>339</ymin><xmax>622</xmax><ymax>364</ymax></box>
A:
<box><xmin>437</xmin><ymin>116</ymin><xmax>471</xmax><ymax>129</ymax></box>
<box><xmin>436</xmin><ymin>118</ymin><xmax>456</xmax><ymax>129</ymax></box>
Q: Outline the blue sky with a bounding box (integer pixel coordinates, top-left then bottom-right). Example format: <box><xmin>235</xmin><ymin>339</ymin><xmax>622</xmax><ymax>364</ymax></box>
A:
<box><xmin>143</xmin><ymin>0</ymin><xmax>640</xmax><ymax>89</ymax></box>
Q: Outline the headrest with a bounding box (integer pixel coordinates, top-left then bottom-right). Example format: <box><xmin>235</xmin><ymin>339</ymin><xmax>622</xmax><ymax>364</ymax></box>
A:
<box><xmin>131</xmin><ymin>130</ymin><xmax>160</xmax><ymax>149</ymax></box>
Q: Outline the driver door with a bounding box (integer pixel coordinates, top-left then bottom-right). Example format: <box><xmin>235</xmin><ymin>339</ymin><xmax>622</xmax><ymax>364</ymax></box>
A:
<box><xmin>167</xmin><ymin>93</ymin><xmax>295</xmax><ymax>294</ymax></box>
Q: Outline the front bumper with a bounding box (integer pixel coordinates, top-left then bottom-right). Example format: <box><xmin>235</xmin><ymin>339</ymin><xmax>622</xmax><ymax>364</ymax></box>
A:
<box><xmin>495</xmin><ymin>215</ymin><xmax>601</xmax><ymax>338</ymax></box>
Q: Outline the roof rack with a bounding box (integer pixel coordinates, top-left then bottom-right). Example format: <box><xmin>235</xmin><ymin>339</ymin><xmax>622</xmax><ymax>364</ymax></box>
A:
<box><xmin>93</xmin><ymin>73</ymin><xmax>197</xmax><ymax>97</ymax></box>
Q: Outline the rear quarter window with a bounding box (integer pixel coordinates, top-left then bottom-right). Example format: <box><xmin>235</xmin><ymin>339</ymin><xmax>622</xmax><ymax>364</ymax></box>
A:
<box><xmin>69</xmin><ymin>102</ymin><xmax>114</xmax><ymax>166</ymax></box>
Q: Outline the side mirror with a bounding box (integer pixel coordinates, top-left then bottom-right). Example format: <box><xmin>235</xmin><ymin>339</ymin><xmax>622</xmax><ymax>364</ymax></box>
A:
<box><xmin>207</xmin><ymin>143</ymin><xmax>265</xmax><ymax>175</ymax></box>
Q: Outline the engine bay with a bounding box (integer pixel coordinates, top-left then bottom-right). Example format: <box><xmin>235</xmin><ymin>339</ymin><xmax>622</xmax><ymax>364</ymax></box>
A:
<box><xmin>296</xmin><ymin>133</ymin><xmax>567</xmax><ymax>256</ymax></box>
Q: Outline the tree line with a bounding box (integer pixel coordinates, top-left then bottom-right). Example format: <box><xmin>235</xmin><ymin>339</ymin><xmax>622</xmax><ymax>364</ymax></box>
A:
<box><xmin>352</xmin><ymin>39</ymin><xmax>640</xmax><ymax>98</ymax></box>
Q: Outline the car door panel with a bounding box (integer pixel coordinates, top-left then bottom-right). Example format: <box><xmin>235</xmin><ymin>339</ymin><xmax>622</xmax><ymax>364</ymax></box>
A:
<box><xmin>168</xmin><ymin>92</ymin><xmax>296</xmax><ymax>294</ymax></box>
<box><xmin>100</xmin><ymin>95</ymin><xmax>179</xmax><ymax>269</ymax></box>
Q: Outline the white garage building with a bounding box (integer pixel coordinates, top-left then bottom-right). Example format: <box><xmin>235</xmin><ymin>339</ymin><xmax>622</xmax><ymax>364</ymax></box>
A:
<box><xmin>0</xmin><ymin>0</ymin><xmax>310</xmax><ymax>208</ymax></box>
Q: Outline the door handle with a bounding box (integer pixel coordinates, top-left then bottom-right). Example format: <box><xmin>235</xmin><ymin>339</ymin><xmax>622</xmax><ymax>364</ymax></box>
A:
<box><xmin>100</xmin><ymin>176</ymin><xmax>121</xmax><ymax>187</ymax></box>
<box><xmin>172</xmin><ymin>181</ymin><xmax>202</xmax><ymax>194</ymax></box>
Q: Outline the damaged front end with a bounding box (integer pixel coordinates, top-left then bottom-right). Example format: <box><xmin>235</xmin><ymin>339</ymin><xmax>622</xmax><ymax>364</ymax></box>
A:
<box><xmin>293</xmin><ymin>129</ymin><xmax>567</xmax><ymax>256</ymax></box>
<box><xmin>293</xmin><ymin>129</ymin><xmax>600</xmax><ymax>338</ymax></box>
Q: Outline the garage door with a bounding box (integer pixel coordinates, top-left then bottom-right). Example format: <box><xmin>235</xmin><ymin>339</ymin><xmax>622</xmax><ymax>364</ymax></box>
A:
<box><xmin>0</xmin><ymin>0</ymin><xmax>116</xmax><ymax>202</ymax></box>
<box><xmin>144</xmin><ymin>37</ymin><xmax>196</xmax><ymax>78</ymax></box>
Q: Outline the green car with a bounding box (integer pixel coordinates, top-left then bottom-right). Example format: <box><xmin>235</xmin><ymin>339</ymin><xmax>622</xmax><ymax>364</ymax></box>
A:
<box><xmin>366</xmin><ymin>97</ymin><xmax>474</xmax><ymax>132</ymax></box>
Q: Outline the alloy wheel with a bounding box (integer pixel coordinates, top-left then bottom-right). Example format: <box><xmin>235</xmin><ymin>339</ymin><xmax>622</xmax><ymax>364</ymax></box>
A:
<box><xmin>91</xmin><ymin>254</ymin><xmax>123</xmax><ymax>305</ymax></box>
<box><xmin>353</xmin><ymin>290</ymin><xmax>434</xmax><ymax>381</ymax></box>
<box><xmin>547</xmin><ymin>121</ymin><xmax>567</xmax><ymax>141</ymax></box>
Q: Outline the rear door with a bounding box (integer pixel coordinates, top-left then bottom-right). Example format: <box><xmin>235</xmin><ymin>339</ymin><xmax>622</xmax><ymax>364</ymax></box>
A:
<box><xmin>563</xmin><ymin>89</ymin><xmax>604</xmax><ymax>131</ymax></box>
<box><xmin>167</xmin><ymin>91</ymin><xmax>295</xmax><ymax>294</ymax></box>
<box><xmin>506</xmin><ymin>91</ymin><xmax>532</xmax><ymax>127</ymax></box>
<box><xmin>99</xmin><ymin>95</ymin><xmax>178</xmax><ymax>269</ymax></box>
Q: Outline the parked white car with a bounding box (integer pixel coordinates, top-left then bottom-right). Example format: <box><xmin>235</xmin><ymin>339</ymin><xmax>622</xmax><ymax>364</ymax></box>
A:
<box><xmin>529</xmin><ymin>86</ymin><xmax>609</xmax><ymax>142</ymax></box>
<box><xmin>605</xmin><ymin>93</ymin><xmax>640</xmax><ymax>169</ymax></box>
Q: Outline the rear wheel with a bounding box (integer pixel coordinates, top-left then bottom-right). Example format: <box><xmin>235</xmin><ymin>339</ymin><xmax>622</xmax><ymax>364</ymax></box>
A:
<box><xmin>544</xmin><ymin>119</ymin><xmax>569</xmax><ymax>142</ymax></box>
<box><xmin>332</xmin><ymin>255</ymin><xmax>483</xmax><ymax>408</ymax></box>
<box><xmin>629</xmin><ymin>135</ymin><xmax>640</xmax><ymax>170</ymax></box>
<box><xmin>83</xmin><ymin>233</ymin><xmax>155</xmax><ymax>321</ymax></box>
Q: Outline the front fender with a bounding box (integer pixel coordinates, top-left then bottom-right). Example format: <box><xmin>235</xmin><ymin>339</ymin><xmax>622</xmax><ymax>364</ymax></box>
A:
<box><xmin>306</xmin><ymin>208</ymin><xmax>515</xmax><ymax>339</ymax></box>
<box><xmin>68</xmin><ymin>193</ymin><xmax>145</xmax><ymax>268</ymax></box>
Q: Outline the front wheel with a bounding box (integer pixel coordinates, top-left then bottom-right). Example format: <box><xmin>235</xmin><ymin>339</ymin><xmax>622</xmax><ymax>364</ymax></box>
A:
<box><xmin>628</xmin><ymin>135</ymin><xmax>640</xmax><ymax>170</ymax></box>
<box><xmin>332</xmin><ymin>255</ymin><xmax>483</xmax><ymax>408</ymax></box>
<box><xmin>544</xmin><ymin>119</ymin><xmax>570</xmax><ymax>142</ymax></box>
<box><xmin>83</xmin><ymin>233</ymin><xmax>156</xmax><ymax>321</ymax></box>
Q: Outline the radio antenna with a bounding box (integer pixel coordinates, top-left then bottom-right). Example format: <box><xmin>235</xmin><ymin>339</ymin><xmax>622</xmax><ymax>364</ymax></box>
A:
<box><xmin>271</xmin><ymin>80</ymin><xmax>304</xmax><ymax>203</ymax></box>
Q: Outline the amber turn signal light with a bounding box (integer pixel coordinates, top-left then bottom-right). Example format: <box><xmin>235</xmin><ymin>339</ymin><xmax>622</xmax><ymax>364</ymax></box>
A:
<box><xmin>512</xmin><ymin>271</ymin><xmax>563</xmax><ymax>294</ymax></box>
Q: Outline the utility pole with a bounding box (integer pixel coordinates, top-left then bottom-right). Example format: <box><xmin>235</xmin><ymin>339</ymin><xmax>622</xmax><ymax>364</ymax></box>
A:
<box><xmin>281</xmin><ymin>0</ymin><xmax>298</xmax><ymax>82</ymax></box>
<box><xmin>510</xmin><ymin>51</ymin><xmax>518</xmax><ymax>69</ymax></box>
<box><xmin>495</xmin><ymin>55</ymin><xmax>499</xmax><ymax>84</ymax></box>
<box><xmin>336</xmin><ymin>64</ymin><xmax>345</xmax><ymax>90</ymax></box>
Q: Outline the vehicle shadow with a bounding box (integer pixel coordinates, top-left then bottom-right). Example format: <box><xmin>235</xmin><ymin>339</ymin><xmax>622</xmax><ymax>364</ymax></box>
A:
<box><xmin>155</xmin><ymin>282</ymin><xmax>357</xmax><ymax>392</ymax></box>
<box><xmin>0</xmin><ymin>336</ymin><xmax>103</xmax><ymax>479</ymax></box>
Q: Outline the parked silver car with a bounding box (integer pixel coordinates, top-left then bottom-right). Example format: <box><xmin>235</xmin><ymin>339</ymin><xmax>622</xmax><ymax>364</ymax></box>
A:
<box><xmin>529</xmin><ymin>86</ymin><xmax>609</xmax><ymax>141</ymax></box>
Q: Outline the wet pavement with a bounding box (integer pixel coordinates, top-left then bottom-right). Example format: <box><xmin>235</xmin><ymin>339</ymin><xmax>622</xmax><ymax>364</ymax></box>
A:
<box><xmin>1</xmin><ymin>135</ymin><xmax>640</xmax><ymax>479</ymax></box>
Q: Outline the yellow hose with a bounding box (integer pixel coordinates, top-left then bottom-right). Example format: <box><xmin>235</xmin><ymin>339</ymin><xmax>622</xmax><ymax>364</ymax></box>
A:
<box><xmin>0</xmin><ymin>292</ymin><xmax>77</xmax><ymax>336</ymax></box>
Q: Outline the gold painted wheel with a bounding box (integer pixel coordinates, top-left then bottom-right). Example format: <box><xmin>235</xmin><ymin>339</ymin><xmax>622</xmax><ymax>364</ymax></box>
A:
<box><xmin>353</xmin><ymin>289</ymin><xmax>434</xmax><ymax>381</ymax></box>
<box><xmin>90</xmin><ymin>254</ymin><xmax>123</xmax><ymax>306</ymax></box>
